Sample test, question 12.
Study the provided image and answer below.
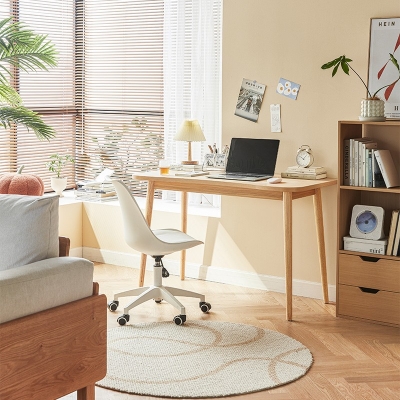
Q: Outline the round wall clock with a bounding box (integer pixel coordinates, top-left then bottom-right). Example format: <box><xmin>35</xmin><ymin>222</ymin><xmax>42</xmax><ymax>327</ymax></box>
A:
<box><xmin>296</xmin><ymin>145</ymin><xmax>314</xmax><ymax>167</ymax></box>
<box><xmin>349</xmin><ymin>204</ymin><xmax>385</xmax><ymax>240</ymax></box>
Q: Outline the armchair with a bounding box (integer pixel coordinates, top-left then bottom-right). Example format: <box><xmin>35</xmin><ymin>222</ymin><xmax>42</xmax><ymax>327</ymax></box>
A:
<box><xmin>0</xmin><ymin>194</ymin><xmax>107</xmax><ymax>400</ymax></box>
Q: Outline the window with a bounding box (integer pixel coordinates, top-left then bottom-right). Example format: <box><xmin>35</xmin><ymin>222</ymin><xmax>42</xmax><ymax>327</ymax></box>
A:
<box><xmin>0</xmin><ymin>0</ymin><xmax>75</xmax><ymax>191</ymax></box>
<box><xmin>0</xmin><ymin>0</ymin><xmax>222</xmax><ymax>199</ymax></box>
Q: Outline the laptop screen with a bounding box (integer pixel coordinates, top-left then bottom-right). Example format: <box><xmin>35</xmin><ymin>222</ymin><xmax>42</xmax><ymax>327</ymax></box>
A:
<box><xmin>226</xmin><ymin>138</ymin><xmax>280</xmax><ymax>174</ymax></box>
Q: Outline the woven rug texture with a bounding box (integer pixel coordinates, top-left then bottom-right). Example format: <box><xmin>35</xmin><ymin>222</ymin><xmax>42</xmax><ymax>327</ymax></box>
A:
<box><xmin>97</xmin><ymin>320</ymin><xmax>313</xmax><ymax>398</ymax></box>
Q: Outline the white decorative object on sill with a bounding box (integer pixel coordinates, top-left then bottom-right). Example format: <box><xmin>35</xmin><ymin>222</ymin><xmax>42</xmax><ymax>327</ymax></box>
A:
<box><xmin>359</xmin><ymin>98</ymin><xmax>386</xmax><ymax>121</ymax></box>
<box><xmin>51</xmin><ymin>177</ymin><xmax>67</xmax><ymax>196</ymax></box>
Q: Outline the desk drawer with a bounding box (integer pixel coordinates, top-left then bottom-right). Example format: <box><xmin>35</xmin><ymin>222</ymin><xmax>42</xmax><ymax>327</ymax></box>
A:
<box><xmin>338</xmin><ymin>284</ymin><xmax>400</xmax><ymax>326</ymax></box>
<box><xmin>338</xmin><ymin>254</ymin><xmax>400</xmax><ymax>293</ymax></box>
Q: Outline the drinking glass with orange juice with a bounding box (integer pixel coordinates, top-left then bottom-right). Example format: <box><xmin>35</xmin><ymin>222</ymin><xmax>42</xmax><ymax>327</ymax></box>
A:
<box><xmin>158</xmin><ymin>159</ymin><xmax>170</xmax><ymax>175</ymax></box>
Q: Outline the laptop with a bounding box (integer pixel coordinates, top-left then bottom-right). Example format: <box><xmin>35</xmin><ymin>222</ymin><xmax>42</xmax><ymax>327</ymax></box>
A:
<box><xmin>207</xmin><ymin>138</ymin><xmax>280</xmax><ymax>181</ymax></box>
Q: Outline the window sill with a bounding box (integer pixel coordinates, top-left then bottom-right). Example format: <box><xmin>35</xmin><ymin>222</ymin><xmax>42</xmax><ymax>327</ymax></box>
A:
<box><xmin>57</xmin><ymin>190</ymin><xmax>221</xmax><ymax>218</ymax></box>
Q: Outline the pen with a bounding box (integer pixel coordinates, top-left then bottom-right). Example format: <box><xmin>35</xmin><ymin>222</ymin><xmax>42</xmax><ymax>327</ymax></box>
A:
<box><xmin>208</xmin><ymin>145</ymin><xmax>213</xmax><ymax>153</ymax></box>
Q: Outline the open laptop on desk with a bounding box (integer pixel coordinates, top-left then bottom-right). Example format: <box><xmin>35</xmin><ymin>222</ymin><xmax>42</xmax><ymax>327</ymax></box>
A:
<box><xmin>207</xmin><ymin>138</ymin><xmax>280</xmax><ymax>181</ymax></box>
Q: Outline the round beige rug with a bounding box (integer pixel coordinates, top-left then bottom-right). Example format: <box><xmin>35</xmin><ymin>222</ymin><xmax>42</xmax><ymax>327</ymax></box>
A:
<box><xmin>97</xmin><ymin>321</ymin><xmax>313</xmax><ymax>398</ymax></box>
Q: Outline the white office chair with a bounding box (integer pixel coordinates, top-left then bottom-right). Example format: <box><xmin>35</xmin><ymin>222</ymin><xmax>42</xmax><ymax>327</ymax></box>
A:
<box><xmin>108</xmin><ymin>180</ymin><xmax>211</xmax><ymax>326</ymax></box>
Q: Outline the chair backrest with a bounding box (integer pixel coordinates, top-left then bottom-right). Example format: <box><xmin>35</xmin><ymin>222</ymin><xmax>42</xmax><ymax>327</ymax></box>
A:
<box><xmin>112</xmin><ymin>180</ymin><xmax>160</xmax><ymax>255</ymax></box>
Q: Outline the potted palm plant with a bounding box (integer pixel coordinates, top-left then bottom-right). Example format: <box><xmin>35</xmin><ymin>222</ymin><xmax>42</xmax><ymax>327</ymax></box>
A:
<box><xmin>46</xmin><ymin>154</ymin><xmax>74</xmax><ymax>196</ymax></box>
<box><xmin>321</xmin><ymin>53</ymin><xmax>400</xmax><ymax>121</ymax></box>
<box><xmin>0</xmin><ymin>17</ymin><xmax>57</xmax><ymax>140</ymax></box>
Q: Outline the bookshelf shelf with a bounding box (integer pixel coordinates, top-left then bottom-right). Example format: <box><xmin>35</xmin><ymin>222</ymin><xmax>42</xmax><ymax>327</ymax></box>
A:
<box><xmin>340</xmin><ymin>185</ymin><xmax>400</xmax><ymax>194</ymax></box>
<box><xmin>337</xmin><ymin>120</ymin><xmax>400</xmax><ymax>327</ymax></box>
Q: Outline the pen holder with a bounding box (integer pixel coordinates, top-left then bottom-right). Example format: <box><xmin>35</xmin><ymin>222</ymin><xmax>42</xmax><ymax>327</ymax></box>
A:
<box><xmin>203</xmin><ymin>153</ymin><xmax>228</xmax><ymax>169</ymax></box>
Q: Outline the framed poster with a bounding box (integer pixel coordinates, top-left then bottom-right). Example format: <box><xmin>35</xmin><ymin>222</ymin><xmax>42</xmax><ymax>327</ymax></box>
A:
<box><xmin>368</xmin><ymin>17</ymin><xmax>400</xmax><ymax>119</ymax></box>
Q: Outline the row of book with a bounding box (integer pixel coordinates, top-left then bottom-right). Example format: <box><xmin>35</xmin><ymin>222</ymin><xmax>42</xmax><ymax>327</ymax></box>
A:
<box><xmin>343</xmin><ymin>138</ymin><xmax>400</xmax><ymax>188</ymax></box>
<box><xmin>281</xmin><ymin>166</ymin><xmax>327</xmax><ymax>180</ymax></box>
<box><xmin>387</xmin><ymin>210</ymin><xmax>400</xmax><ymax>256</ymax></box>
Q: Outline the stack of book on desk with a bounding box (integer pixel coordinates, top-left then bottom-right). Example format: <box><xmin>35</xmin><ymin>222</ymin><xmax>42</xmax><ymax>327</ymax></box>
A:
<box><xmin>281</xmin><ymin>166</ymin><xmax>327</xmax><ymax>180</ymax></box>
<box><xmin>175</xmin><ymin>164</ymin><xmax>209</xmax><ymax>177</ymax></box>
<box><xmin>75</xmin><ymin>181</ymin><xmax>117</xmax><ymax>201</ymax></box>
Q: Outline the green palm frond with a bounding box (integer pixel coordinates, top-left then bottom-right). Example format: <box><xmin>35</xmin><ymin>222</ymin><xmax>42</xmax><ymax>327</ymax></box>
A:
<box><xmin>0</xmin><ymin>17</ymin><xmax>57</xmax><ymax>84</ymax></box>
<box><xmin>0</xmin><ymin>17</ymin><xmax>58</xmax><ymax>141</ymax></box>
<box><xmin>0</xmin><ymin>84</ymin><xmax>21</xmax><ymax>106</ymax></box>
<box><xmin>0</xmin><ymin>106</ymin><xmax>55</xmax><ymax>141</ymax></box>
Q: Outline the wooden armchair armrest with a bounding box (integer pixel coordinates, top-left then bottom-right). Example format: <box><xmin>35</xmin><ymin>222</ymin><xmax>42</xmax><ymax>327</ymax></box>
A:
<box><xmin>59</xmin><ymin>237</ymin><xmax>70</xmax><ymax>257</ymax></box>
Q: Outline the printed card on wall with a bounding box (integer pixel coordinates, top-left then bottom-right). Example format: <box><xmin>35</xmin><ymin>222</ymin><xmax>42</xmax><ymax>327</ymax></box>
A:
<box><xmin>368</xmin><ymin>18</ymin><xmax>400</xmax><ymax>119</ymax></box>
<box><xmin>234</xmin><ymin>78</ymin><xmax>266</xmax><ymax>122</ymax></box>
<box><xmin>276</xmin><ymin>78</ymin><xmax>300</xmax><ymax>100</ymax></box>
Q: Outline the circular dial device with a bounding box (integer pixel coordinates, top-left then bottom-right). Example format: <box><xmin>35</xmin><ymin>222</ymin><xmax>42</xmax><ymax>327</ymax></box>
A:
<box><xmin>355</xmin><ymin>210</ymin><xmax>377</xmax><ymax>234</ymax></box>
<box><xmin>296</xmin><ymin>145</ymin><xmax>314</xmax><ymax>167</ymax></box>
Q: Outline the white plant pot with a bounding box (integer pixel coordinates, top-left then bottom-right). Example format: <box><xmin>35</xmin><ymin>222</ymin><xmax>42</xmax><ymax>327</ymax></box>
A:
<box><xmin>359</xmin><ymin>99</ymin><xmax>386</xmax><ymax>121</ymax></box>
<box><xmin>51</xmin><ymin>177</ymin><xmax>67</xmax><ymax>197</ymax></box>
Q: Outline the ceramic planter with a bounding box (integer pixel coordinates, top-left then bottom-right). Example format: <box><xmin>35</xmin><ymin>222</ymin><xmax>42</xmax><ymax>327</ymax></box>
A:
<box><xmin>51</xmin><ymin>176</ymin><xmax>67</xmax><ymax>196</ymax></box>
<box><xmin>359</xmin><ymin>99</ymin><xmax>386</xmax><ymax>121</ymax></box>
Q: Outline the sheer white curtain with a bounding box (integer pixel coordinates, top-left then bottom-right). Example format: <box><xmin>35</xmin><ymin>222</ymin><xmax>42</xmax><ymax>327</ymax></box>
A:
<box><xmin>163</xmin><ymin>0</ymin><xmax>222</xmax><ymax>205</ymax></box>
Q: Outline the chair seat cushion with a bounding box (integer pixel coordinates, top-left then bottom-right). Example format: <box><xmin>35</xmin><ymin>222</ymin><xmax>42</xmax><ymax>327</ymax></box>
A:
<box><xmin>0</xmin><ymin>257</ymin><xmax>94</xmax><ymax>324</ymax></box>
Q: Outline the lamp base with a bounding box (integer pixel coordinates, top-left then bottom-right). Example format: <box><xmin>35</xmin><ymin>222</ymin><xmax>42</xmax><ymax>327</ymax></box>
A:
<box><xmin>181</xmin><ymin>160</ymin><xmax>199</xmax><ymax>165</ymax></box>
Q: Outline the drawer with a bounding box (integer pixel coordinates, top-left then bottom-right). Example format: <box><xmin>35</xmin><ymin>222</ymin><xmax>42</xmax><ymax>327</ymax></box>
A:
<box><xmin>338</xmin><ymin>284</ymin><xmax>400</xmax><ymax>326</ymax></box>
<box><xmin>338</xmin><ymin>253</ymin><xmax>400</xmax><ymax>293</ymax></box>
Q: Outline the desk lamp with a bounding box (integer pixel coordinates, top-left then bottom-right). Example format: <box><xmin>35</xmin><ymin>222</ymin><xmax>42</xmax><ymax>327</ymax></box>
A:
<box><xmin>174</xmin><ymin>119</ymin><xmax>206</xmax><ymax>165</ymax></box>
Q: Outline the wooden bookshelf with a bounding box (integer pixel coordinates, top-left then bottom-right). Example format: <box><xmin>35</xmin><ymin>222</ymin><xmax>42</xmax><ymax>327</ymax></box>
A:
<box><xmin>337</xmin><ymin>120</ymin><xmax>400</xmax><ymax>327</ymax></box>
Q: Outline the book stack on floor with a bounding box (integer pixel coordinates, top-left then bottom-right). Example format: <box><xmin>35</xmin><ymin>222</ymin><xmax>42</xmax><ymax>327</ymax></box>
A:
<box><xmin>343</xmin><ymin>138</ymin><xmax>400</xmax><ymax>188</ymax></box>
<box><xmin>281</xmin><ymin>166</ymin><xmax>327</xmax><ymax>180</ymax></box>
<box><xmin>387</xmin><ymin>210</ymin><xmax>400</xmax><ymax>256</ymax></box>
<box><xmin>75</xmin><ymin>181</ymin><xmax>117</xmax><ymax>201</ymax></box>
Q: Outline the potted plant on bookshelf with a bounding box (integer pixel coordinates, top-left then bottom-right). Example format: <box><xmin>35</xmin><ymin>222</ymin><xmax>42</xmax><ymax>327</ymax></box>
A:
<box><xmin>46</xmin><ymin>153</ymin><xmax>74</xmax><ymax>196</ymax></box>
<box><xmin>321</xmin><ymin>53</ymin><xmax>400</xmax><ymax>121</ymax></box>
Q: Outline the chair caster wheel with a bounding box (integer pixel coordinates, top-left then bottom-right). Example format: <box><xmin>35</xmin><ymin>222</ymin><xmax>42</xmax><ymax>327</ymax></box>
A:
<box><xmin>199</xmin><ymin>301</ymin><xmax>211</xmax><ymax>313</ymax></box>
<box><xmin>173</xmin><ymin>314</ymin><xmax>186</xmax><ymax>325</ymax></box>
<box><xmin>108</xmin><ymin>300</ymin><xmax>119</xmax><ymax>312</ymax></box>
<box><xmin>155</xmin><ymin>299</ymin><xmax>162</xmax><ymax>304</ymax></box>
<box><xmin>117</xmin><ymin>314</ymin><xmax>130</xmax><ymax>326</ymax></box>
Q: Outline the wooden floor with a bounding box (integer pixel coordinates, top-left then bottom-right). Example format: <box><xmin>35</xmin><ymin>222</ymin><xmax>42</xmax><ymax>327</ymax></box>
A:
<box><xmin>61</xmin><ymin>263</ymin><xmax>400</xmax><ymax>400</ymax></box>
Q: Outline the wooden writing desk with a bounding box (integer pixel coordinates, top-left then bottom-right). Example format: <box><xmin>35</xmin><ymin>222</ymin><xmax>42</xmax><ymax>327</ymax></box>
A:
<box><xmin>133</xmin><ymin>171</ymin><xmax>337</xmax><ymax>321</ymax></box>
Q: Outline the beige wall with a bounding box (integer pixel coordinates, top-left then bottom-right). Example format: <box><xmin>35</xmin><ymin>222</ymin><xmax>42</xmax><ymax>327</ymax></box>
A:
<box><xmin>60</xmin><ymin>1</ymin><xmax>399</xmax><ymax>289</ymax></box>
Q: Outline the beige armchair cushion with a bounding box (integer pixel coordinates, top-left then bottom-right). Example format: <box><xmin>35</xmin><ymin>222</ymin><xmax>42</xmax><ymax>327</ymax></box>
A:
<box><xmin>0</xmin><ymin>257</ymin><xmax>94</xmax><ymax>324</ymax></box>
<box><xmin>0</xmin><ymin>194</ymin><xmax>59</xmax><ymax>271</ymax></box>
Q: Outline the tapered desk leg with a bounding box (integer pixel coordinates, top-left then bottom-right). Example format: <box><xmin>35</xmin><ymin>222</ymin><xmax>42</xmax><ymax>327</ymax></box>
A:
<box><xmin>313</xmin><ymin>187</ymin><xmax>329</xmax><ymax>303</ymax></box>
<box><xmin>283</xmin><ymin>192</ymin><xmax>293</xmax><ymax>321</ymax></box>
<box><xmin>139</xmin><ymin>181</ymin><xmax>155</xmax><ymax>287</ymax></box>
<box><xmin>180</xmin><ymin>191</ymin><xmax>188</xmax><ymax>280</ymax></box>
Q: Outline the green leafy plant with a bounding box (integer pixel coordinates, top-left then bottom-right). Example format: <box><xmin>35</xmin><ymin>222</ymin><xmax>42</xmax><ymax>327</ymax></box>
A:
<box><xmin>0</xmin><ymin>17</ymin><xmax>58</xmax><ymax>140</ymax></box>
<box><xmin>321</xmin><ymin>53</ymin><xmax>400</xmax><ymax>100</ymax></box>
<box><xmin>46</xmin><ymin>154</ymin><xmax>74</xmax><ymax>178</ymax></box>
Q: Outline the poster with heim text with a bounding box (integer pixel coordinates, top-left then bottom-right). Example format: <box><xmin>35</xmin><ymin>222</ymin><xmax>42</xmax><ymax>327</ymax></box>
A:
<box><xmin>368</xmin><ymin>18</ymin><xmax>400</xmax><ymax>119</ymax></box>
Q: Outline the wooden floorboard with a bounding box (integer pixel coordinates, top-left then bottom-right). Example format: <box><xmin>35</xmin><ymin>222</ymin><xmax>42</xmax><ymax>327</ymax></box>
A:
<box><xmin>59</xmin><ymin>263</ymin><xmax>400</xmax><ymax>400</ymax></box>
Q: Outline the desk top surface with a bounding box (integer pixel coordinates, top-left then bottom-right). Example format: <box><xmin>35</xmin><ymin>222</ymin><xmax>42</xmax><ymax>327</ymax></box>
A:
<box><xmin>133</xmin><ymin>171</ymin><xmax>337</xmax><ymax>194</ymax></box>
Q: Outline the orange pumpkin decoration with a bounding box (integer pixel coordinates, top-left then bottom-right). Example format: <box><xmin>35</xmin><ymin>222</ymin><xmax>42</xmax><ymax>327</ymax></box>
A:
<box><xmin>0</xmin><ymin>165</ymin><xmax>44</xmax><ymax>196</ymax></box>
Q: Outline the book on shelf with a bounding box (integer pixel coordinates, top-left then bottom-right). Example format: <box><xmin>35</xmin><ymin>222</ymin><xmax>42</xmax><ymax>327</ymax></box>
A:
<box><xmin>281</xmin><ymin>172</ymin><xmax>327</xmax><ymax>180</ymax></box>
<box><xmin>286</xmin><ymin>166</ymin><xmax>327</xmax><ymax>174</ymax></box>
<box><xmin>374</xmin><ymin>150</ymin><xmax>400</xmax><ymax>188</ymax></box>
<box><xmin>386</xmin><ymin>210</ymin><xmax>399</xmax><ymax>255</ymax></box>
<box><xmin>343</xmin><ymin>139</ymin><xmax>350</xmax><ymax>185</ymax></box>
<box><xmin>392</xmin><ymin>212</ymin><xmax>400</xmax><ymax>256</ymax></box>
<box><xmin>360</xmin><ymin>141</ymin><xmax>377</xmax><ymax>187</ymax></box>
<box><xmin>372</xmin><ymin>150</ymin><xmax>386</xmax><ymax>188</ymax></box>
<box><xmin>353</xmin><ymin>138</ymin><xmax>373</xmax><ymax>186</ymax></box>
